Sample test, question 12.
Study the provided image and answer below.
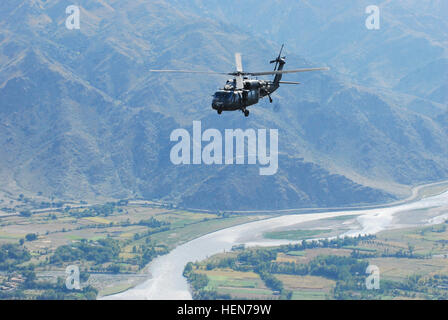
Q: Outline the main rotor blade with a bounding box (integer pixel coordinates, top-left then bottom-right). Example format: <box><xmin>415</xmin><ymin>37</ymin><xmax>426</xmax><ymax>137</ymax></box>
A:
<box><xmin>235</xmin><ymin>53</ymin><xmax>243</xmax><ymax>73</ymax></box>
<box><xmin>247</xmin><ymin>67</ymin><xmax>330</xmax><ymax>76</ymax></box>
<box><xmin>149</xmin><ymin>69</ymin><xmax>230</xmax><ymax>75</ymax></box>
<box><xmin>278</xmin><ymin>81</ymin><xmax>301</xmax><ymax>84</ymax></box>
<box><xmin>149</xmin><ymin>66</ymin><xmax>329</xmax><ymax>78</ymax></box>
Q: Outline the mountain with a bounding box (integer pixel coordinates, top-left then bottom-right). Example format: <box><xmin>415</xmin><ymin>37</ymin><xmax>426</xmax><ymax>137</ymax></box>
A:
<box><xmin>179</xmin><ymin>0</ymin><xmax>448</xmax><ymax>103</ymax></box>
<box><xmin>0</xmin><ymin>0</ymin><xmax>446</xmax><ymax>210</ymax></box>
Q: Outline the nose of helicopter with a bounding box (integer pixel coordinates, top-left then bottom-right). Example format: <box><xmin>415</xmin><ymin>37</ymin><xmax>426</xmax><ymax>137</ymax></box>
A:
<box><xmin>212</xmin><ymin>101</ymin><xmax>223</xmax><ymax>110</ymax></box>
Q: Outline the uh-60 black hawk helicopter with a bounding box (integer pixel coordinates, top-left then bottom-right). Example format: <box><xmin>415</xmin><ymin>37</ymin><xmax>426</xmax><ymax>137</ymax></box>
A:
<box><xmin>150</xmin><ymin>45</ymin><xmax>329</xmax><ymax>117</ymax></box>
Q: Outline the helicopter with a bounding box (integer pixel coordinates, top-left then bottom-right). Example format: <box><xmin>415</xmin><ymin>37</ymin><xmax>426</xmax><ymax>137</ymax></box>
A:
<box><xmin>150</xmin><ymin>45</ymin><xmax>329</xmax><ymax>117</ymax></box>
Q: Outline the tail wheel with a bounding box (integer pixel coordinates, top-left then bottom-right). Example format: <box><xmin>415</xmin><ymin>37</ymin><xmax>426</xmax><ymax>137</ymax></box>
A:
<box><xmin>244</xmin><ymin>110</ymin><xmax>249</xmax><ymax>117</ymax></box>
<box><xmin>217</xmin><ymin>109</ymin><xmax>222</xmax><ymax>115</ymax></box>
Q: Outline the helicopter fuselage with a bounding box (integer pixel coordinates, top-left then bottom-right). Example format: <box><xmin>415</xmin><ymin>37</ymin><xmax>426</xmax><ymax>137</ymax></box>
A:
<box><xmin>211</xmin><ymin>55</ymin><xmax>285</xmax><ymax>116</ymax></box>
<box><xmin>211</xmin><ymin>79</ymin><xmax>279</xmax><ymax>113</ymax></box>
<box><xmin>211</xmin><ymin>89</ymin><xmax>259</xmax><ymax>112</ymax></box>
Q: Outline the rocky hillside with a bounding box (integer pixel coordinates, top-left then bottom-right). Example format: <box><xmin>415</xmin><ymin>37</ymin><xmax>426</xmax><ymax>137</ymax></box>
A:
<box><xmin>0</xmin><ymin>1</ymin><xmax>446</xmax><ymax>209</ymax></box>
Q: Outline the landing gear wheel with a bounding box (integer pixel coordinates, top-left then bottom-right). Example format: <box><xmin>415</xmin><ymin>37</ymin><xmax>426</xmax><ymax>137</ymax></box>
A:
<box><xmin>244</xmin><ymin>110</ymin><xmax>249</xmax><ymax>117</ymax></box>
<box><xmin>217</xmin><ymin>109</ymin><xmax>222</xmax><ymax>115</ymax></box>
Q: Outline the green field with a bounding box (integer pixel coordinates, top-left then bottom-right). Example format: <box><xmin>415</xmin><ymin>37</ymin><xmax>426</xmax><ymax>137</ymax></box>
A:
<box><xmin>285</xmin><ymin>250</ymin><xmax>306</xmax><ymax>256</ymax></box>
<box><xmin>194</xmin><ymin>268</ymin><xmax>275</xmax><ymax>299</ymax></box>
<box><xmin>264</xmin><ymin>229</ymin><xmax>332</xmax><ymax>240</ymax></box>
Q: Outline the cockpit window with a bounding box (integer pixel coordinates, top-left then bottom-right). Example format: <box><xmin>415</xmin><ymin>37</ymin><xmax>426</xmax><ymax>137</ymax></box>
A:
<box><xmin>213</xmin><ymin>91</ymin><xmax>233</xmax><ymax>101</ymax></box>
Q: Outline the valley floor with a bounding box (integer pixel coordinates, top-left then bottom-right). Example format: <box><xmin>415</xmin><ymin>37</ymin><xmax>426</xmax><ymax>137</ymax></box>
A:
<box><xmin>0</xmin><ymin>181</ymin><xmax>447</xmax><ymax>299</ymax></box>
<box><xmin>107</xmin><ymin>181</ymin><xmax>448</xmax><ymax>300</ymax></box>
<box><xmin>186</xmin><ymin>223</ymin><xmax>448</xmax><ymax>300</ymax></box>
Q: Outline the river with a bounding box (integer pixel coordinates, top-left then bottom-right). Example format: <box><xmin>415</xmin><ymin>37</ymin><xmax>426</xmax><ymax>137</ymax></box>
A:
<box><xmin>103</xmin><ymin>189</ymin><xmax>448</xmax><ymax>300</ymax></box>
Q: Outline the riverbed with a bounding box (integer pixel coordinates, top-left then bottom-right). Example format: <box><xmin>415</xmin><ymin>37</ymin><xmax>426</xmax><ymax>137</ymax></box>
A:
<box><xmin>103</xmin><ymin>189</ymin><xmax>448</xmax><ymax>300</ymax></box>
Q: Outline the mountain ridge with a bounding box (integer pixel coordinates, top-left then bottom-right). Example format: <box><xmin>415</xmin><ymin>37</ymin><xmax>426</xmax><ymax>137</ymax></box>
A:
<box><xmin>0</xmin><ymin>1</ymin><xmax>446</xmax><ymax>210</ymax></box>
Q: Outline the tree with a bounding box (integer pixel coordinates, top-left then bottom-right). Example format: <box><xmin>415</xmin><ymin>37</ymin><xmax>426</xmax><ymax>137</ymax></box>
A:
<box><xmin>408</xmin><ymin>243</ymin><xmax>415</xmax><ymax>257</ymax></box>
<box><xmin>107</xmin><ymin>264</ymin><xmax>121</xmax><ymax>273</ymax></box>
<box><xmin>183</xmin><ymin>262</ymin><xmax>193</xmax><ymax>276</ymax></box>
<box><xmin>20</xmin><ymin>210</ymin><xmax>32</xmax><ymax>217</ymax></box>
<box><xmin>25</xmin><ymin>233</ymin><xmax>38</xmax><ymax>241</ymax></box>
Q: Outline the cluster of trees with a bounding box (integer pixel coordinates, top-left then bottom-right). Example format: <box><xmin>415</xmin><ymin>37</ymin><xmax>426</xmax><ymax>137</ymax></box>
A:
<box><xmin>259</xmin><ymin>271</ymin><xmax>283</xmax><ymax>292</ymax></box>
<box><xmin>132</xmin><ymin>227</ymin><xmax>170</xmax><ymax>241</ymax></box>
<box><xmin>0</xmin><ymin>244</ymin><xmax>97</xmax><ymax>300</ymax></box>
<box><xmin>125</xmin><ymin>243</ymin><xmax>168</xmax><ymax>269</ymax></box>
<box><xmin>49</xmin><ymin>230</ymin><xmax>169</xmax><ymax>273</ymax></box>
<box><xmin>0</xmin><ymin>243</ymin><xmax>31</xmax><ymax>271</ymax></box>
<box><xmin>333</xmin><ymin>272</ymin><xmax>448</xmax><ymax>300</ymax></box>
<box><xmin>25</xmin><ymin>233</ymin><xmax>38</xmax><ymax>242</ymax></box>
<box><xmin>237</xmin><ymin>249</ymin><xmax>277</xmax><ymax>267</ymax></box>
<box><xmin>183</xmin><ymin>263</ymin><xmax>231</xmax><ymax>300</ymax></box>
<box><xmin>277</xmin><ymin>234</ymin><xmax>377</xmax><ymax>253</ymax></box>
<box><xmin>190</xmin><ymin>242</ymin><xmax>448</xmax><ymax>300</ymax></box>
<box><xmin>35</xmin><ymin>285</ymin><xmax>98</xmax><ymax>300</ymax></box>
<box><xmin>38</xmin><ymin>201</ymin><xmax>64</xmax><ymax>209</ymax></box>
<box><xmin>234</xmin><ymin>249</ymin><xmax>367</xmax><ymax>297</ymax></box>
<box><xmin>19</xmin><ymin>210</ymin><xmax>32</xmax><ymax>217</ymax></box>
<box><xmin>186</xmin><ymin>272</ymin><xmax>209</xmax><ymax>291</ymax></box>
<box><xmin>137</xmin><ymin>217</ymin><xmax>170</xmax><ymax>228</ymax></box>
<box><xmin>0</xmin><ymin>270</ymin><xmax>97</xmax><ymax>300</ymax></box>
<box><xmin>192</xmin><ymin>290</ymin><xmax>231</xmax><ymax>300</ymax></box>
<box><xmin>308</xmin><ymin>255</ymin><xmax>368</xmax><ymax>281</ymax></box>
<box><xmin>186</xmin><ymin>235</ymin><xmax>378</xmax><ymax>300</ymax></box>
<box><xmin>50</xmin><ymin>238</ymin><xmax>120</xmax><ymax>265</ymax></box>
<box><xmin>187</xmin><ymin>248</ymin><xmax>289</xmax><ymax>298</ymax></box>
<box><xmin>69</xmin><ymin>202</ymin><xmax>122</xmax><ymax>218</ymax></box>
